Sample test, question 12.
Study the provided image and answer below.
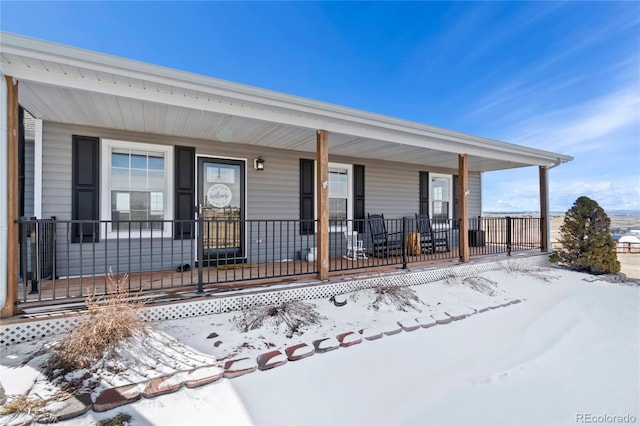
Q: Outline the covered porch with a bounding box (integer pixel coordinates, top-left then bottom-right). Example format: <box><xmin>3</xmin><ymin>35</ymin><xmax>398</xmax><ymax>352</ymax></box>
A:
<box><xmin>1</xmin><ymin>33</ymin><xmax>571</xmax><ymax>317</ymax></box>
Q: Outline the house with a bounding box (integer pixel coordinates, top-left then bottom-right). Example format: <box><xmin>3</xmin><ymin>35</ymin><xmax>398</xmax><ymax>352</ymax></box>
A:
<box><xmin>0</xmin><ymin>32</ymin><xmax>573</xmax><ymax>318</ymax></box>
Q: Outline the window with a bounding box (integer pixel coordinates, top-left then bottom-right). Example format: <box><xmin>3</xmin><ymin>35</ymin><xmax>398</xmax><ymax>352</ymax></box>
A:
<box><xmin>430</xmin><ymin>173</ymin><xmax>452</xmax><ymax>223</ymax></box>
<box><xmin>328</xmin><ymin>163</ymin><xmax>352</xmax><ymax>231</ymax></box>
<box><xmin>101</xmin><ymin>140</ymin><xmax>173</xmax><ymax>238</ymax></box>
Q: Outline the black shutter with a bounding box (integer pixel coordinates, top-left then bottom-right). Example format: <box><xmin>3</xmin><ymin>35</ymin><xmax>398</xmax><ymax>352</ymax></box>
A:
<box><xmin>453</xmin><ymin>175</ymin><xmax>460</xmax><ymax>228</ymax></box>
<box><xmin>300</xmin><ymin>159</ymin><xmax>315</xmax><ymax>235</ymax></box>
<box><xmin>174</xmin><ymin>146</ymin><xmax>196</xmax><ymax>239</ymax></box>
<box><xmin>72</xmin><ymin>135</ymin><xmax>100</xmax><ymax>243</ymax></box>
<box><xmin>353</xmin><ymin>164</ymin><xmax>365</xmax><ymax>233</ymax></box>
<box><xmin>419</xmin><ymin>171</ymin><xmax>430</xmax><ymax>215</ymax></box>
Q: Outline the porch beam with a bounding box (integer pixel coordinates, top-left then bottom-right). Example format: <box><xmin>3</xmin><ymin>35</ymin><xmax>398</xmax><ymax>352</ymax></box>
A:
<box><xmin>539</xmin><ymin>166</ymin><xmax>549</xmax><ymax>252</ymax></box>
<box><xmin>316</xmin><ymin>130</ymin><xmax>329</xmax><ymax>280</ymax></box>
<box><xmin>458</xmin><ymin>154</ymin><xmax>469</xmax><ymax>263</ymax></box>
<box><xmin>2</xmin><ymin>75</ymin><xmax>18</xmax><ymax>318</ymax></box>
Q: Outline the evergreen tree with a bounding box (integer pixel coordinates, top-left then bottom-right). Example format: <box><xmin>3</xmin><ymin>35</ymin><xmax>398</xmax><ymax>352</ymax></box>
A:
<box><xmin>552</xmin><ymin>196</ymin><xmax>620</xmax><ymax>274</ymax></box>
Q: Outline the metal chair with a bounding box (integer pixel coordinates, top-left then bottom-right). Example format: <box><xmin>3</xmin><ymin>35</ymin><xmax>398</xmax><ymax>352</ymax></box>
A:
<box><xmin>344</xmin><ymin>231</ymin><xmax>367</xmax><ymax>260</ymax></box>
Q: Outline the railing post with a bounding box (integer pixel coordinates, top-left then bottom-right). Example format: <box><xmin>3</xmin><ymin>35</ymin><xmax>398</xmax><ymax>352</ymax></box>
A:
<box><xmin>196</xmin><ymin>212</ymin><xmax>204</xmax><ymax>294</ymax></box>
<box><xmin>19</xmin><ymin>218</ymin><xmax>27</xmax><ymax>301</ymax></box>
<box><xmin>401</xmin><ymin>217</ymin><xmax>407</xmax><ymax>269</ymax></box>
<box><xmin>506</xmin><ymin>216</ymin><xmax>512</xmax><ymax>256</ymax></box>
<box><xmin>29</xmin><ymin>217</ymin><xmax>39</xmax><ymax>294</ymax></box>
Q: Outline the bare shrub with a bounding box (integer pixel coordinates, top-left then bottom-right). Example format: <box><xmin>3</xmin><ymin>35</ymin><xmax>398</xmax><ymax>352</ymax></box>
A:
<box><xmin>352</xmin><ymin>285</ymin><xmax>423</xmax><ymax>312</ymax></box>
<box><xmin>44</xmin><ymin>272</ymin><xmax>148</xmax><ymax>377</ymax></box>
<box><xmin>502</xmin><ymin>259</ymin><xmax>559</xmax><ymax>282</ymax></box>
<box><xmin>235</xmin><ymin>301</ymin><xmax>324</xmax><ymax>338</ymax></box>
<box><xmin>461</xmin><ymin>276</ymin><xmax>498</xmax><ymax>296</ymax></box>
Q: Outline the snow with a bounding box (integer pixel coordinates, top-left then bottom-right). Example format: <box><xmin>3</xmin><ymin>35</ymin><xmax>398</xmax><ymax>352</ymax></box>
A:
<box><xmin>1</xmin><ymin>266</ymin><xmax>639</xmax><ymax>425</ymax></box>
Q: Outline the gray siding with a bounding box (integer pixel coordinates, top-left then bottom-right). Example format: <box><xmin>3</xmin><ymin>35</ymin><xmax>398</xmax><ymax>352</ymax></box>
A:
<box><xmin>40</xmin><ymin>122</ymin><xmax>483</xmax><ymax>276</ymax></box>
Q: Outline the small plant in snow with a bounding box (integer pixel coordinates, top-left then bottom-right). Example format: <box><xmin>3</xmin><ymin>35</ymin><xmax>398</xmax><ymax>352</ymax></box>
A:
<box><xmin>461</xmin><ymin>276</ymin><xmax>499</xmax><ymax>296</ymax></box>
<box><xmin>352</xmin><ymin>285</ymin><xmax>423</xmax><ymax>312</ymax></box>
<box><xmin>441</xmin><ymin>269</ymin><xmax>458</xmax><ymax>286</ymax></box>
<box><xmin>44</xmin><ymin>271</ymin><xmax>149</xmax><ymax>378</ymax></box>
<box><xmin>97</xmin><ymin>412</ymin><xmax>134</xmax><ymax>426</ymax></box>
<box><xmin>502</xmin><ymin>259</ymin><xmax>559</xmax><ymax>282</ymax></box>
<box><xmin>234</xmin><ymin>301</ymin><xmax>324</xmax><ymax>338</ymax></box>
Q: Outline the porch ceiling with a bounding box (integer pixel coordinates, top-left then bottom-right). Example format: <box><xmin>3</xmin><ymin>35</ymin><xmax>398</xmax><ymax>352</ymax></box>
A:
<box><xmin>1</xmin><ymin>32</ymin><xmax>572</xmax><ymax>172</ymax></box>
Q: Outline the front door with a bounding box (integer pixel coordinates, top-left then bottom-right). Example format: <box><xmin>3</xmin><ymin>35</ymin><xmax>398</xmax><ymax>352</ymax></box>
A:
<box><xmin>198</xmin><ymin>157</ymin><xmax>245</xmax><ymax>264</ymax></box>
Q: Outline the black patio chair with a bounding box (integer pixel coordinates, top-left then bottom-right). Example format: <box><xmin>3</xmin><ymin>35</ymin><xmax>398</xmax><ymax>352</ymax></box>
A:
<box><xmin>367</xmin><ymin>213</ymin><xmax>403</xmax><ymax>257</ymax></box>
<box><xmin>415</xmin><ymin>213</ymin><xmax>449</xmax><ymax>253</ymax></box>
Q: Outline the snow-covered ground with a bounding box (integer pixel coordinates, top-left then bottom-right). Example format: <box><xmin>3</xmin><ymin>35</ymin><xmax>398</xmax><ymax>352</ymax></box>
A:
<box><xmin>1</xmin><ymin>266</ymin><xmax>639</xmax><ymax>425</ymax></box>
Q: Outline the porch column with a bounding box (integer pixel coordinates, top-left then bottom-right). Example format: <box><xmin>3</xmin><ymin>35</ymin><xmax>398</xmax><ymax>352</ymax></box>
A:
<box><xmin>539</xmin><ymin>166</ymin><xmax>550</xmax><ymax>252</ymax></box>
<box><xmin>1</xmin><ymin>75</ymin><xmax>18</xmax><ymax>318</ymax></box>
<box><xmin>458</xmin><ymin>154</ymin><xmax>469</xmax><ymax>263</ymax></box>
<box><xmin>316</xmin><ymin>130</ymin><xmax>329</xmax><ymax>280</ymax></box>
<box><xmin>34</xmin><ymin>119</ymin><xmax>43</xmax><ymax>218</ymax></box>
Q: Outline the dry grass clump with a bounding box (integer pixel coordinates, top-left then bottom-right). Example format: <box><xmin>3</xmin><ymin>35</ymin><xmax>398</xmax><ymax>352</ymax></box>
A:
<box><xmin>235</xmin><ymin>301</ymin><xmax>324</xmax><ymax>338</ymax></box>
<box><xmin>0</xmin><ymin>390</ymin><xmax>71</xmax><ymax>422</ymax></box>
<box><xmin>353</xmin><ymin>285</ymin><xmax>423</xmax><ymax>312</ymax></box>
<box><xmin>45</xmin><ymin>272</ymin><xmax>148</xmax><ymax>377</ymax></box>
<box><xmin>461</xmin><ymin>276</ymin><xmax>498</xmax><ymax>296</ymax></box>
<box><xmin>0</xmin><ymin>393</ymin><xmax>48</xmax><ymax>416</ymax></box>
<box><xmin>502</xmin><ymin>259</ymin><xmax>559</xmax><ymax>282</ymax></box>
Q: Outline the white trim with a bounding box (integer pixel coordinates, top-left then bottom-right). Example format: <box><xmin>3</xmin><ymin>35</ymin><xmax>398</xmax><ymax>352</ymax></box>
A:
<box><xmin>100</xmin><ymin>139</ymin><xmax>174</xmax><ymax>239</ymax></box>
<box><xmin>33</xmin><ymin>119</ymin><xmax>42</xmax><ymax>218</ymax></box>
<box><xmin>328</xmin><ymin>162</ymin><xmax>353</xmax><ymax>232</ymax></box>
<box><xmin>310</xmin><ymin>161</ymin><xmax>353</xmax><ymax>233</ymax></box>
<box><xmin>429</xmin><ymin>173</ymin><xmax>453</xmax><ymax>220</ymax></box>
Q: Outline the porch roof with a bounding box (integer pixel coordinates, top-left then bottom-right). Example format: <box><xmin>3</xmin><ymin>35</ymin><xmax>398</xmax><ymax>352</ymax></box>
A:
<box><xmin>1</xmin><ymin>32</ymin><xmax>572</xmax><ymax>172</ymax></box>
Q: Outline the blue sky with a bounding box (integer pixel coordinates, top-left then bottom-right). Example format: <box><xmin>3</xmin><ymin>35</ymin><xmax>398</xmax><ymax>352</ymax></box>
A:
<box><xmin>1</xmin><ymin>1</ymin><xmax>638</xmax><ymax>212</ymax></box>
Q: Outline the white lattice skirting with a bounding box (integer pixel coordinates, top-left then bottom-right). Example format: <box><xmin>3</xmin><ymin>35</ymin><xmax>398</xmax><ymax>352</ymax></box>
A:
<box><xmin>1</xmin><ymin>255</ymin><xmax>550</xmax><ymax>347</ymax></box>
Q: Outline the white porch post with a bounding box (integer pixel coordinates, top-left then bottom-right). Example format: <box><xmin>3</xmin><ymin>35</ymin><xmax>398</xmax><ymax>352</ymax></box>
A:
<box><xmin>539</xmin><ymin>166</ymin><xmax>550</xmax><ymax>252</ymax></box>
<box><xmin>33</xmin><ymin>118</ymin><xmax>43</xmax><ymax>218</ymax></box>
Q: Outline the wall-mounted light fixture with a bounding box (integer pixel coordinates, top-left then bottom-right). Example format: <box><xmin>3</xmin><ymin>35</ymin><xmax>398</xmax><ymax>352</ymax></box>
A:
<box><xmin>254</xmin><ymin>157</ymin><xmax>265</xmax><ymax>171</ymax></box>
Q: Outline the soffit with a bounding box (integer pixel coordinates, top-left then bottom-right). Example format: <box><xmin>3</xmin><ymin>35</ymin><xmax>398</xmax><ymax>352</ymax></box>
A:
<box><xmin>1</xmin><ymin>34</ymin><xmax>573</xmax><ymax>172</ymax></box>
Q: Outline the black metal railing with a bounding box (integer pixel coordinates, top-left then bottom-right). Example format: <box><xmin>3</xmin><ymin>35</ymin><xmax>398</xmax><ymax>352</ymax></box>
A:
<box><xmin>17</xmin><ymin>217</ymin><xmax>322</xmax><ymax>305</ymax></box>
<box><xmin>329</xmin><ymin>217</ymin><xmax>458</xmax><ymax>273</ymax></box>
<box><xmin>16</xmin><ymin>215</ymin><xmax>543</xmax><ymax>305</ymax></box>
<box><xmin>468</xmin><ymin>216</ymin><xmax>542</xmax><ymax>256</ymax></box>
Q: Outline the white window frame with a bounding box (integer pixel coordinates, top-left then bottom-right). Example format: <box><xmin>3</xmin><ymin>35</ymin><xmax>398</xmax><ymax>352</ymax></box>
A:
<box><xmin>429</xmin><ymin>173</ymin><xmax>453</xmax><ymax>222</ymax></box>
<box><xmin>313</xmin><ymin>162</ymin><xmax>353</xmax><ymax>232</ymax></box>
<box><xmin>329</xmin><ymin>163</ymin><xmax>353</xmax><ymax>232</ymax></box>
<box><xmin>100</xmin><ymin>139</ymin><xmax>174</xmax><ymax>239</ymax></box>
